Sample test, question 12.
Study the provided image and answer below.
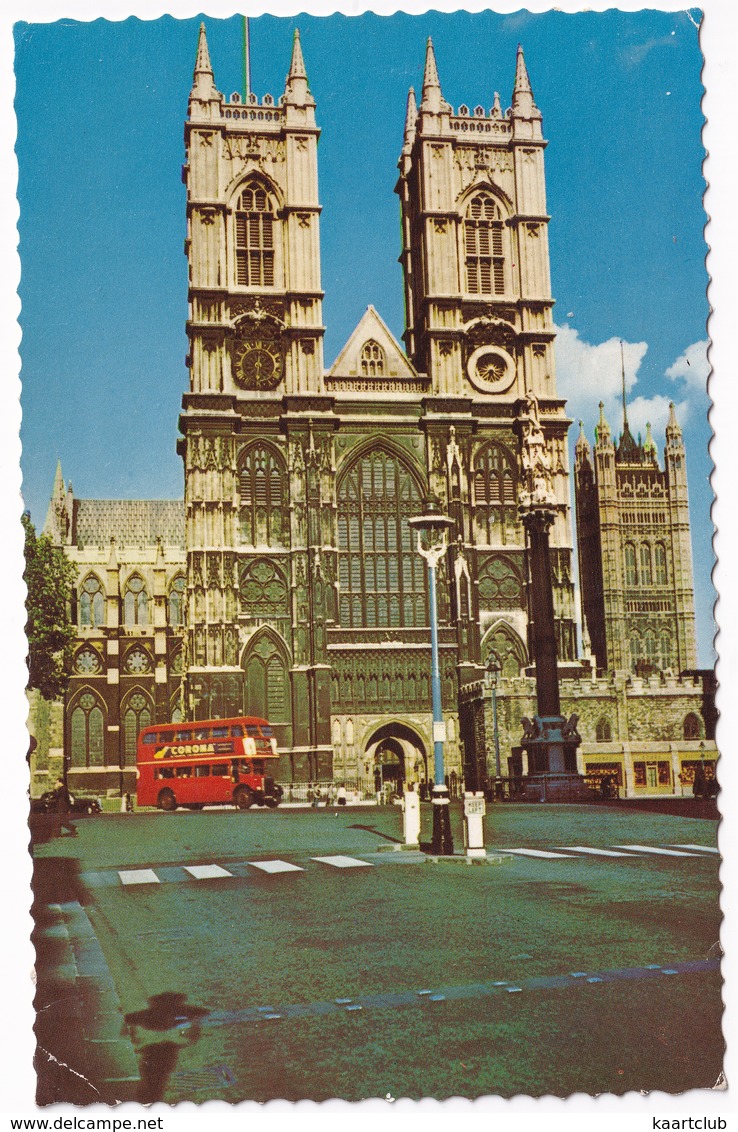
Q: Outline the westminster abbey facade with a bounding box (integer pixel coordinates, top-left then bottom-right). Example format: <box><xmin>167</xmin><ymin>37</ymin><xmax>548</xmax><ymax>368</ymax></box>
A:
<box><xmin>36</xmin><ymin>26</ymin><xmax>713</xmax><ymax>800</ymax></box>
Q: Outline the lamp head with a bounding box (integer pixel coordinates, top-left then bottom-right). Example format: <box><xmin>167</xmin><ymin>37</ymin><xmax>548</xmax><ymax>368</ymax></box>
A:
<box><xmin>408</xmin><ymin>495</ymin><xmax>454</xmax><ymax>536</ymax></box>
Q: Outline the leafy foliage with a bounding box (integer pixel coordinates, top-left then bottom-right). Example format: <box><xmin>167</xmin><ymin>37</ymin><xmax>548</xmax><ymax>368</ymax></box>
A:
<box><xmin>23</xmin><ymin>513</ymin><xmax>77</xmax><ymax>699</ymax></box>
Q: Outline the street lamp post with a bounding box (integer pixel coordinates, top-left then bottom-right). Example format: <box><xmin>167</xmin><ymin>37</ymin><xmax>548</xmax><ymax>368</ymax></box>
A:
<box><xmin>485</xmin><ymin>654</ymin><xmax>503</xmax><ymax>800</ymax></box>
<box><xmin>409</xmin><ymin>496</ymin><xmax>455</xmax><ymax>855</ymax></box>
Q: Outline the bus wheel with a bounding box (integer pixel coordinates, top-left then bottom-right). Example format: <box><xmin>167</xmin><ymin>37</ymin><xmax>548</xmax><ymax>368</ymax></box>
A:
<box><xmin>265</xmin><ymin>797</ymin><xmax>279</xmax><ymax>809</ymax></box>
<box><xmin>185</xmin><ymin>803</ymin><xmax>205</xmax><ymax>810</ymax></box>
<box><xmin>158</xmin><ymin>789</ymin><xmax>177</xmax><ymax>812</ymax></box>
<box><xmin>234</xmin><ymin>787</ymin><xmax>253</xmax><ymax>810</ymax></box>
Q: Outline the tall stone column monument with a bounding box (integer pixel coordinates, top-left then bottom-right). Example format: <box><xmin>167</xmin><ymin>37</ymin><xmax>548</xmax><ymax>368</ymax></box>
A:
<box><xmin>518</xmin><ymin>398</ymin><xmax>581</xmax><ymax>791</ymax></box>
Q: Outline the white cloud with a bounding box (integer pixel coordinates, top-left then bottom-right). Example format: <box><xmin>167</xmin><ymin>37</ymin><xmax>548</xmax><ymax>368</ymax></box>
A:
<box><xmin>665</xmin><ymin>339</ymin><xmax>710</xmax><ymax>393</ymax></box>
<box><xmin>554</xmin><ymin>324</ymin><xmax>691</xmax><ymax>447</ymax></box>
<box><xmin>627</xmin><ymin>394</ymin><xmax>690</xmax><ymax>438</ymax></box>
<box><xmin>554</xmin><ymin>323</ymin><xmax>647</xmax><ymax>426</ymax></box>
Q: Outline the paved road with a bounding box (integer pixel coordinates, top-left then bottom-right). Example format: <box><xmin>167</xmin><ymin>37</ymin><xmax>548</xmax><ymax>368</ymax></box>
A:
<box><xmin>32</xmin><ymin>803</ymin><xmax>723</xmax><ymax>1104</ymax></box>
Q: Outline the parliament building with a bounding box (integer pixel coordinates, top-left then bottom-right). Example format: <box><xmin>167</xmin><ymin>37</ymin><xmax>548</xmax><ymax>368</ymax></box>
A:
<box><xmin>32</xmin><ymin>26</ymin><xmax>715</xmax><ymax>801</ymax></box>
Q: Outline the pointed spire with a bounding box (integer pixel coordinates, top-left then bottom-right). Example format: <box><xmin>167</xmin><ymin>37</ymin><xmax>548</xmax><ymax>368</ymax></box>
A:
<box><xmin>514</xmin><ymin>44</ymin><xmax>532</xmax><ymax>95</ymax></box>
<box><xmin>596</xmin><ymin>401</ymin><xmax>612</xmax><ymax>446</ymax></box>
<box><xmin>195</xmin><ymin>22</ymin><xmax>213</xmax><ymax>77</ymax></box>
<box><xmin>491</xmin><ymin>91</ymin><xmax>502</xmax><ymax>118</ymax></box>
<box><xmin>402</xmin><ymin>87</ymin><xmax>418</xmax><ymax>155</ymax></box>
<box><xmin>575</xmin><ymin>420</ymin><xmax>590</xmax><ymax>457</ymax></box>
<box><xmin>107</xmin><ymin>536</ymin><xmax>118</xmax><ymax>569</ymax></box>
<box><xmin>644</xmin><ymin>421</ymin><xmax>657</xmax><ymax>458</ymax></box>
<box><xmin>420</xmin><ymin>37</ymin><xmax>443</xmax><ymax>113</ymax></box>
<box><xmin>288</xmin><ymin>27</ymin><xmax>306</xmax><ymax>78</ymax></box>
<box><xmin>404</xmin><ymin>86</ymin><xmax>418</xmax><ymax>136</ymax></box>
<box><xmin>189</xmin><ymin>22</ymin><xmax>220</xmax><ymax>114</ymax></box>
<box><xmin>52</xmin><ymin>459</ymin><xmax>64</xmax><ymax>499</ymax></box>
<box><xmin>616</xmin><ymin>340</ymin><xmax>639</xmax><ymax>460</ymax></box>
<box><xmin>620</xmin><ymin>340</ymin><xmax>629</xmax><ymax>433</ymax></box>
<box><xmin>511</xmin><ymin>43</ymin><xmax>540</xmax><ymax>120</ymax></box>
<box><xmin>666</xmin><ymin>401</ymin><xmax>684</xmax><ymax>449</ymax></box>
<box><xmin>283</xmin><ymin>28</ymin><xmax>312</xmax><ymax>108</ymax></box>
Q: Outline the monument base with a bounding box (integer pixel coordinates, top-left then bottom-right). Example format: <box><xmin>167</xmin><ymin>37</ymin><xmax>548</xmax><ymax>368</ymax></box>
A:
<box><xmin>519</xmin><ymin>714</ymin><xmax>589</xmax><ymax>802</ymax></box>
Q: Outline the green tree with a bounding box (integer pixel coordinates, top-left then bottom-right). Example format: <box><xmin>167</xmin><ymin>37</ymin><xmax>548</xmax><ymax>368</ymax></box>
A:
<box><xmin>23</xmin><ymin>512</ymin><xmax>77</xmax><ymax>699</ymax></box>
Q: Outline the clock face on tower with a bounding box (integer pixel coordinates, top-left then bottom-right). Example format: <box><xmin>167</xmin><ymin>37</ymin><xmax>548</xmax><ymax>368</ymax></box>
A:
<box><xmin>233</xmin><ymin>338</ymin><xmax>283</xmax><ymax>391</ymax></box>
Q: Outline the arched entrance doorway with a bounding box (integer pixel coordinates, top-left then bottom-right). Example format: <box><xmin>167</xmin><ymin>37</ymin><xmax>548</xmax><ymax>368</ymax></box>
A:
<box><xmin>364</xmin><ymin>723</ymin><xmax>428</xmax><ymax>798</ymax></box>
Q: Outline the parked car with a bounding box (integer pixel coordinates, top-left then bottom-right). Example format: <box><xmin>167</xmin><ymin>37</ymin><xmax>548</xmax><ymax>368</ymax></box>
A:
<box><xmin>30</xmin><ymin>791</ymin><xmax>102</xmax><ymax>816</ymax></box>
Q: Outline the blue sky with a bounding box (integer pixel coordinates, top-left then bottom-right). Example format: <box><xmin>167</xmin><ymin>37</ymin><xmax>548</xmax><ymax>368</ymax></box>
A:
<box><xmin>14</xmin><ymin>9</ymin><xmax>714</xmax><ymax>662</ymax></box>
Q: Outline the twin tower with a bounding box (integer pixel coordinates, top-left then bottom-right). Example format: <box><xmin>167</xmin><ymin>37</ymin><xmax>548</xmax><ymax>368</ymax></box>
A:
<box><xmin>179</xmin><ymin>25</ymin><xmax>613</xmax><ymax>787</ymax></box>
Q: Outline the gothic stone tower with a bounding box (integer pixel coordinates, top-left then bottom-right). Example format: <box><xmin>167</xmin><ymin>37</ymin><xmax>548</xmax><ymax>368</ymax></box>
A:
<box><xmin>179</xmin><ymin>27</ymin><xmax>332</xmax><ymax>779</ymax></box>
<box><xmin>574</xmin><ymin>402</ymin><xmax>698</xmax><ymax>675</ymax></box>
<box><xmin>178</xmin><ymin>28</ymin><xmax>577</xmax><ymax>790</ymax></box>
<box><xmin>395</xmin><ymin>43</ymin><xmax>577</xmax><ymax>692</ymax></box>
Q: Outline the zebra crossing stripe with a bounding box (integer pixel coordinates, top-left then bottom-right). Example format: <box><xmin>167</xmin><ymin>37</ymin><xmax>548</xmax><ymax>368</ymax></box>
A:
<box><xmin>556</xmin><ymin>846</ymin><xmax>635</xmax><ymax>857</ymax></box>
<box><xmin>611</xmin><ymin>845</ymin><xmax>699</xmax><ymax>857</ymax></box>
<box><xmin>184</xmin><ymin>864</ymin><xmax>233</xmax><ymax>880</ymax></box>
<box><xmin>118</xmin><ymin>869</ymin><xmax>161</xmax><ymax>885</ymax></box>
<box><xmin>669</xmin><ymin>844</ymin><xmax>720</xmax><ymax>854</ymax></box>
<box><xmin>249</xmin><ymin>860</ymin><xmax>304</xmax><ymax>874</ymax></box>
<box><xmin>311</xmin><ymin>855</ymin><xmax>373</xmax><ymax>868</ymax></box>
<box><xmin>499</xmin><ymin>848</ymin><xmax>577</xmax><ymax>859</ymax></box>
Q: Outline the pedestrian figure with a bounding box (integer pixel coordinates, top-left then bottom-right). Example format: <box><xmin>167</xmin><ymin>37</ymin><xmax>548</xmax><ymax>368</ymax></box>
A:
<box><xmin>50</xmin><ymin>778</ymin><xmax>77</xmax><ymax>838</ymax></box>
<box><xmin>337</xmin><ymin>783</ymin><xmax>347</xmax><ymax>806</ymax></box>
<box><xmin>125</xmin><ymin>992</ymin><xmax>208</xmax><ymax>1104</ymax></box>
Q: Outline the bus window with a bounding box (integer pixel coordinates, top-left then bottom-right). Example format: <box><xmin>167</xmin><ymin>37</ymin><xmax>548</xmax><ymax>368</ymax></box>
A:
<box><xmin>143</xmin><ymin>733</ymin><xmax>158</xmax><ymax>745</ymax></box>
<box><xmin>211</xmin><ymin>763</ymin><xmax>228</xmax><ymax>776</ymax></box>
<box><xmin>194</xmin><ymin>765</ymin><xmax>210</xmax><ymax>778</ymax></box>
<box><xmin>252</xmin><ymin>759</ymin><xmax>265</xmax><ymax>775</ymax></box>
<box><xmin>175</xmin><ymin>730</ymin><xmax>193</xmax><ymax>742</ymax></box>
<box><xmin>212</xmin><ymin>727</ymin><xmax>228</xmax><ymax>738</ymax></box>
<box><xmin>230</xmin><ymin>725</ymin><xmax>244</xmax><ymax>737</ymax></box>
<box><xmin>176</xmin><ymin>766</ymin><xmax>192</xmax><ymax>778</ymax></box>
<box><xmin>237</xmin><ymin>760</ymin><xmax>252</xmax><ymax>775</ymax></box>
<box><xmin>246</xmin><ymin>726</ymin><xmax>260</xmax><ymax>737</ymax></box>
<box><xmin>156</xmin><ymin>767</ymin><xmax>174</xmax><ymax>779</ymax></box>
<box><xmin>195</xmin><ymin>727</ymin><xmax>211</xmax><ymax>741</ymax></box>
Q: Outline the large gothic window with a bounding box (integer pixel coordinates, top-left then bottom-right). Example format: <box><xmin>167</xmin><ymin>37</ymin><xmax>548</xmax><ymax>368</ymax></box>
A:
<box><xmin>360</xmin><ymin>340</ymin><xmax>385</xmax><ymax>377</ymax></box>
<box><xmin>472</xmin><ymin>442</ymin><xmax>517</xmax><ymax>545</ymax></box>
<box><xmin>168</xmin><ymin>575</ymin><xmax>186</xmax><ymax>627</ymax></box>
<box><xmin>464</xmin><ymin>193</ymin><xmax>505</xmax><ymax>295</ymax></box>
<box><xmin>123</xmin><ymin>574</ymin><xmax>149</xmax><ymax>626</ymax></box>
<box><xmin>235</xmin><ymin>181</ymin><xmax>275</xmax><ymax>287</ymax></box>
<box><xmin>239</xmin><ymin>444</ymin><xmax>286</xmax><ymax>547</ymax></box>
<box><xmin>624</xmin><ymin>543</ymin><xmax>637</xmax><ymax>587</ymax></box>
<box><xmin>654</xmin><ymin>542</ymin><xmax>668</xmax><ymax>586</ymax></box>
<box><xmin>640</xmin><ymin>543</ymin><xmax>652</xmax><ymax>587</ymax></box>
<box><xmin>337</xmin><ymin>448</ymin><xmax>427</xmax><ymax>628</ymax></box>
<box><xmin>70</xmin><ymin>691</ymin><xmax>104</xmax><ymax>768</ymax></box>
<box><xmin>243</xmin><ymin>634</ymin><xmax>290</xmax><ymax>722</ymax></box>
<box><xmin>123</xmin><ymin>690</ymin><xmax>153</xmax><ymax>766</ymax></box>
<box><xmin>79</xmin><ymin>575</ymin><xmax>105</xmax><ymax>628</ymax></box>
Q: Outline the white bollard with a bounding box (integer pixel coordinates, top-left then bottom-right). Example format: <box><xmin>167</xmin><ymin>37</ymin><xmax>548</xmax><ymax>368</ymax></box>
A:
<box><xmin>463</xmin><ymin>791</ymin><xmax>486</xmax><ymax>857</ymax></box>
<box><xmin>403</xmin><ymin>785</ymin><xmax>421</xmax><ymax>847</ymax></box>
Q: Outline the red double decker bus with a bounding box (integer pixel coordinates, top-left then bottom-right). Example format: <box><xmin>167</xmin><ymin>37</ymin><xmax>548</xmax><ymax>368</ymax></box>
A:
<box><xmin>136</xmin><ymin>717</ymin><xmax>282</xmax><ymax>812</ymax></box>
